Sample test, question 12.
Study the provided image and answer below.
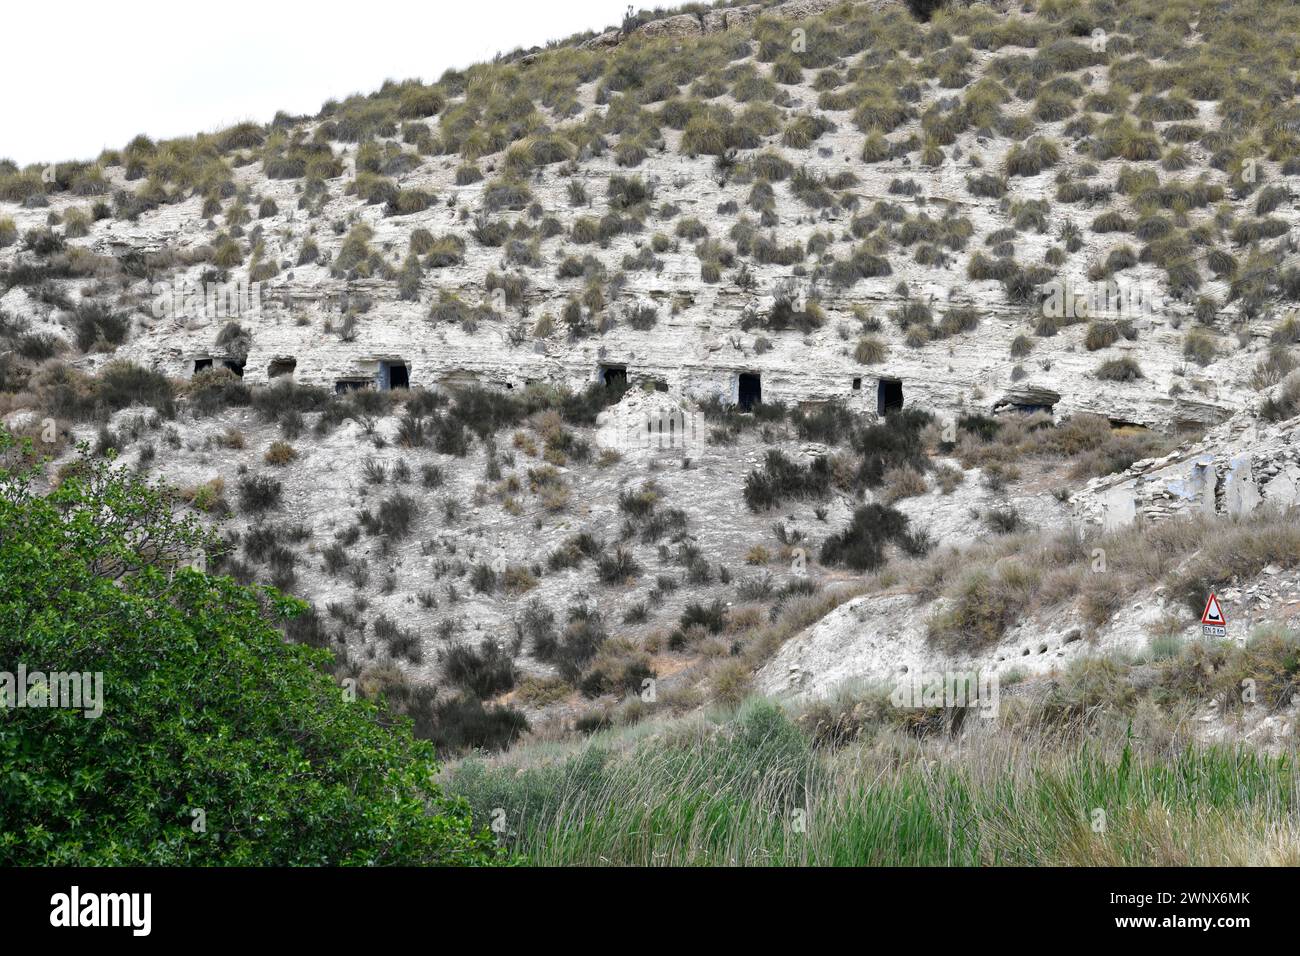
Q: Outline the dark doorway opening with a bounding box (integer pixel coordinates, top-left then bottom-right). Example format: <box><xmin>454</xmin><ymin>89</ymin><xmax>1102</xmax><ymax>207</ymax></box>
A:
<box><xmin>223</xmin><ymin>359</ymin><xmax>245</xmax><ymax>378</ymax></box>
<box><xmin>268</xmin><ymin>357</ymin><xmax>297</xmax><ymax>379</ymax></box>
<box><xmin>381</xmin><ymin>361</ymin><xmax>409</xmax><ymax>390</ymax></box>
<box><xmin>600</xmin><ymin>365</ymin><xmax>627</xmax><ymax>389</ymax></box>
<box><xmin>852</xmin><ymin>377</ymin><xmax>862</xmax><ymax>391</ymax></box>
<box><xmin>877</xmin><ymin>378</ymin><xmax>903</xmax><ymax>416</ymax></box>
<box><xmin>193</xmin><ymin>358</ymin><xmax>213</xmax><ymax>374</ymax></box>
<box><xmin>738</xmin><ymin>373</ymin><xmax>762</xmax><ymax>412</ymax></box>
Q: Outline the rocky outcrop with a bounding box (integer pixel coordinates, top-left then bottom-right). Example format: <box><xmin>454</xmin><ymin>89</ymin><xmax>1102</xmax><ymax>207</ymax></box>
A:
<box><xmin>578</xmin><ymin>29</ymin><xmax>623</xmax><ymax>52</ymax></box>
<box><xmin>753</xmin><ymin>583</ymin><xmax>1159</xmax><ymax>703</ymax></box>
<box><xmin>702</xmin><ymin>6</ymin><xmax>762</xmax><ymax>33</ymax></box>
<box><xmin>771</xmin><ymin>0</ymin><xmax>850</xmax><ymax>20</ymax></box>
<box><xmin>579</xmin><ymin>0</ymin><xmax>903</xmax><ymax>54</ymax></box>
<box><xmin>594</xmin><ymin>387</ymin><xmax>706</xmax><ymax>460</ymax></box>
<box><xmin>639</xmin><ymin>14</ymin><xmax>704</xmax><ymax>40</ymax></box>
<box><xmin>1073</xmin><ymin>408</ymin><xmax>1300</xmax><ymax>531</ymax></box>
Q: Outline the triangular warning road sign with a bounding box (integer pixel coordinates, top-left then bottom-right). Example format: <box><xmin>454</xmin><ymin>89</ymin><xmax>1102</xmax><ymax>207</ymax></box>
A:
<box><xmin>1201</xmin><ymin>593</ymin><xmax>1227</xmax><ymax>626</ymax></box>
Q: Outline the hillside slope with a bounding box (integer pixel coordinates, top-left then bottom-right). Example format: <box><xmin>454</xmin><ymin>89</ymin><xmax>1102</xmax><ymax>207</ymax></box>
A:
<box><xmin>3</xmin><ymin>0</ymin><xmax>1300</xmax><ymax>753</ymax></box>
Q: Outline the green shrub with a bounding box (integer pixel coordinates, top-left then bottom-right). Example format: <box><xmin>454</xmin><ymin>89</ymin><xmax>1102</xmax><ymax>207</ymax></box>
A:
<box><xmin>744</xmin><ymin>450</ymin><xmax>832</xmax><ymax>512</ymax></box>
<box><xmin>62</xmin><ymin>208</ymin><xmax>92</xmax><ymax>238</ymax></box>
<box><xmin>455</xmin><ymin>163</ymin><xmax>484</xmax><ymax>185</ymax></box>
<box><xmin>483</xmin><ymin>178</ymin><xmax>532</xmax><ymax>212</ymax></box>
<box><xmin>681</xmin><ymin>600</ymin><xmax>726</xmax><ymax>634</ymax></box>
<box><xmin>926</xmin><ymin>562</ymin><xmax>1036</xmax><ymax>653</ymax></box>
<box><xmin>1095</xmin><ymin>357</ymin><xmax>1143</xmax><ymax>382</ymax></box>
<box><xmin>782</xmin><ymin>113</ymin><xmax>835</xmax><ymax>149</ymax></box>
<box><xmin>40</xmin><ymin>361</ymin><xmax>174</xmax><ymax>420</ymax></box>
<box><xmin>1183</xmin><ymin>328</ymin><xmax>1217</xmax><ymax>367</ymax></box>
<box><xmin>1084</xmin><ymin>321</ymin><xmax>1121</xmax><ymax>351</ymax></box>
<box><xmin>422</xmin><ymin>696</ymin><xmax>529</xmax><ymax>757</ymax></box>
<box><xmin>1263</xmin><ymin>374</ymin><xmax>1300</xmax><ymax>422</ymax></box>
<box><xmin>387</xmin><ymin>188</ymin><xmax>434</xmax><ymax>216</ymax></box>
<box><xmin>441</xmin><ymin>639</ymin><xmax>518</xmax><ymax>698</ymax></box>
<box><xmin>854</xmin><ymin>336</ymin><xmax>887</xmax><ymax>364</ymax></box>
<box><xmin>1004</xmin><ymin>137</ymin><xmax>1059</xmax><ymax>177</ymax></box>
<box><xmin>681</xmin><ymin>111</ymin><xmax>730</xmax><ymax>155</ymax></box>
<box><xmin>350</xmin><ymin>171</ymin><xmax>398</xmax><ymax>205</ymax></box>
<box><xmin>71</xmin><ymin>303</ymin><xmax>129</xmax><ymax>351</ymax></box>
<box><xmin>820</xmin><ymin>504</ymin><xmax>913</xmax><ymax>572</ymax></box>
<box><xmin>0</xmin><ymin>432</ymin><xmax>496</xmax><ymax>865</ymax></box>
<box><xmin>425</xmin><ymin>233</ymin><xmax>466</xmax><ymax>267</ymax></box>
<box><xmin>238</xmin><ymin>473</ymin><xmax>283</xmax><ymax>514</ymax></box>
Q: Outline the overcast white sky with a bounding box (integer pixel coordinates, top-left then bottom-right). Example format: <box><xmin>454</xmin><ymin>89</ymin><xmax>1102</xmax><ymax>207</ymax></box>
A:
<box><xmin>0</xmin><ymin>0</ymin><xmax>635</xmax><ymax>166</ymax></box>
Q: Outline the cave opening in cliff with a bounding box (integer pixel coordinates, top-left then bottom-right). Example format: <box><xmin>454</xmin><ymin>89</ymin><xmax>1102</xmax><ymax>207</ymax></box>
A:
<box><xmin>738</xmin><ymin>373</ymin><xmax>761</xmax><ymax>412</ymax></box>
<box><xmin>334</xmin><ymin>378</ymin><xmax>371</xmax><ymax>394</ymax></box>
<box><xmin>222</xmin><ymin>359</ymin><xmax>245</xmax><ymax>378</ymax></box>
<box><xmin>193</xmin><ymin>358</ymin><xmax>213</xmax><ymax>374</ymax></box>
<box><xmin>268</xmin><ymin>357</ymin><xmax>297</xmax><ymax>379</ymax></box>
<box><xmin>877</xmin><ymin>377</ymin><xmax>903</xmax><ymax>416</ymax></box>
<box><xmin>600</xmin><ymin>364</ymin><xmax>627</xmax><ymax>389</ymax></box>
<box><xmin>379</xmin><ymin>360</ymin><xmax>409</xmax><ymax>390</ymax></box>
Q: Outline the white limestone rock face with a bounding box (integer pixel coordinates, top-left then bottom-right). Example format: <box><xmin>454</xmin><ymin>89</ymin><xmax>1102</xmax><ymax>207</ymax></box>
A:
<box><xmin>755</xmin><ymin>580</ymin><xmax>1184</xmax><ymax>704</ymax></box>
<box><xmin>594</xmin><ymin>387</ymin><xmax>705</xmax><ymax>461</ymax></box>
<box><xmin>2</xmin><ymin>409</ymin><xmax>40</xmax><ymax>434</ymax></box>
<box><xmin>639</xmin><ymin>14</ymin><xmax>703</xmax><ymax>40</ymax></box>
<box><xmin>703</xmin><ymin>7</ymin><xmax>761</xmax><ymax>33</ymax></box>
<box><xmin>1073</xmin><ymin>409</ymin><xmax>1300</xmax><ymax>530</ymax></box>
<box><xmin>1224</xmin><ymin>454</ymin><xmax>1263</xmax><ymax>517</ymax></box>
<box><xmin>579</xmin><ymin>29</ymin><xmax>623</xmax><ymax>51</ymax></box>
<box><xmin>755</xmin><ymin>592</ymin><xmax>930</xmax><ymax>700</ymax></box>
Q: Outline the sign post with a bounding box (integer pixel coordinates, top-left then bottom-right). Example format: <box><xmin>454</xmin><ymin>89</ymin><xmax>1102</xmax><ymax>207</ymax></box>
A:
<box><xmin>1200</xmin><ymin>593</ymin><xmax>1227</xmax><ymax>638</ymax></box>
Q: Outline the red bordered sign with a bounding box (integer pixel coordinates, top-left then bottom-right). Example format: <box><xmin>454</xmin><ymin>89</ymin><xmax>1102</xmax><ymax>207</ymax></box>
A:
<box><xmin>1201</xmin><ymin>593</ymin><xmax>1227</xmax><ymax>636</ymax></box>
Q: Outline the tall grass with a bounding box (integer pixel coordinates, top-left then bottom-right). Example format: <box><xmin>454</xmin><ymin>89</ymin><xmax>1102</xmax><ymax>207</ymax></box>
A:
<box><xmin>447</xmin><ymin>698</ymin><xmax>1300</xmax><ymax>866</ymax></box>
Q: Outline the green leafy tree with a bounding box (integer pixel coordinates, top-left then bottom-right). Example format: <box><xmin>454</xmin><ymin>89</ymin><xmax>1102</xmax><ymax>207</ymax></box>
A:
<box><xmin>0</xmin><ymin>431</ymin><xmax>497</xmax><ymax>865</ymax></box>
